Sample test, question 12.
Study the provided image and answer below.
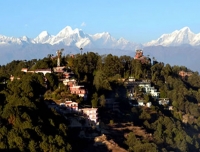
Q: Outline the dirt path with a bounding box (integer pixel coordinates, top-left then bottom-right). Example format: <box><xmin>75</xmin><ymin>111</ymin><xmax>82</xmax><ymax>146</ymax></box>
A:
<box><xmin>94</xmin><ymin>122</ymin><xmax>153</xmax><ymax>151</ymax></box>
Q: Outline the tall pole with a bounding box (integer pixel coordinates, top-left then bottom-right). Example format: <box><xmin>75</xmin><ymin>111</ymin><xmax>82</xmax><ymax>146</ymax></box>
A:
<box><xmin>56</xmin><ymin>49</ymin><xmax>64</xmax><ymax>67</ymax></box>
<box><xmin>56</xmin><ymin>50</ymin><xmax>60</xmax><ymax>67</ymax></box>
<box><xmin>80</xmin><ymin>48</ymin><xmax>83</xmax><ymax>55</ymax></box>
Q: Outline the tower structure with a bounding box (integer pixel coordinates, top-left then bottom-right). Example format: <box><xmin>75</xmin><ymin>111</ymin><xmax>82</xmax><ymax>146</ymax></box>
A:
<box><xmin>134</xmin><ymin>49</ymin><xmax>143</xmax><ymax>59</ymax></box>
<box><xmin>56</xmin><ymin>49</ymin><xmax>64</xmax><ymax>67</ymax></box>
<box><xmin>134</xmin><ymin>49</ymin><xmax>150</xmax><ymax>64</ymax></box>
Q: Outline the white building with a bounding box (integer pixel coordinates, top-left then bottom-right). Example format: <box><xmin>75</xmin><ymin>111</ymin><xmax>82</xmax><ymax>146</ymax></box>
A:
<box><xmin>146</xmin><ymin>102</ymin><xmax>152</xmax><ymax>107</ymax></box>
<box><xmin>34</xmin><ymin>69</ymin><xmax>52</xmax><ymax>75</ymax></box>
<box><xmin>158</xmin><ymin>98</ymin><xmax>170</xmax><ymax>105</ymax></box>
<box><xmin>81</xmin><ymin>108</ymin><xmax>98</xmax><ymax>124</ymax></box>
<box><xmin>65</xmin><ymin>101</ymin><xmax>78</xmax><ymax>111</ymax></box>
<box><xmin>21</xmin><ymin>68</ymin><xmax>52</xmax><ymax>75</ymax></box>
<box><xmin>63</xmin><ymin>78</ymin><xmax>76</xmax><ymax>86</ymax></box>
<box><xmin>138</xmin><ymin>82</ymin><xmax>160</xmax><ymax>99</ymax></box>
<box><xmin>59</xmin><ymin>101</ymin><xmax>78</xmax><ymax>113</ymax></box>
<box><xmin>138</xmin><ymin>101</ymin><xmax>144</xmax><ymax>106</ymax></box>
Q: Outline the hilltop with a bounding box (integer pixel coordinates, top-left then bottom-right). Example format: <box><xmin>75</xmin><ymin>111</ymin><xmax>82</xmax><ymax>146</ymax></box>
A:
<box><xmin>0</xmin><ymin>51</ymin><xmax>200</xmax><ymax>151</ymax></box>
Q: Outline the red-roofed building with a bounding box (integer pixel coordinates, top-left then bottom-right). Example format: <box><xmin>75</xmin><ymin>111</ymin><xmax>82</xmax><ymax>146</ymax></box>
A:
<box><xmin>70</xmin><ymin>85</ymin><xmax>87</xmax><ymax>99</ymax></box>
<box><xmin>63</xmin><ymin>72</ymin><xmax>74</xmax><ymax>79</ymax></box>
<box><xmin>53</xmin><ymin>66</ymin><xmax>66</xmax><ymax>73</ymax></box>
<box><xmin>65</xmin><ymin>101</ymin><xmax>78</xmax><ymax>111</ymax></box>
<box><xmin>134</xmin><ymin>49</ymin><xmax>150</xmax><ymax>64</ymax></box>
<box><xmin>134</xmin><ymin>50</ymin><xmax>143</xmax><ymax>59</ymax></box>
<box><xmin>179</xmin><ymin>70</ymin><xmax>193</xmax><ymax>79</ymax></box>
<box><xmin>59</xmin><ymin>100</ymin><xmax>78</xmax><ymax>113</ymax></box>
<box><xmin>63</xmin><ymin>78</ymin><xmax>76</xmax><ymax>86</ymax></box>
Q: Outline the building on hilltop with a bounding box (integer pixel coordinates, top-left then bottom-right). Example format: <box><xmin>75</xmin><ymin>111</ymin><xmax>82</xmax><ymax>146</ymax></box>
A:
<box><xmin>158</xmin><ymin>98</ymin><xmax>170</xmax><ymax>105</ymax></box>
<box><xmin>125</xmin><ymin>78</ymin><xmax>160</xmax><ymax>99</ymax></box>
<box><xmin>21</xmin><ymin>68</ymin><xmax>52</xmax><ymax>75</ymax></box>
<box><xmin>138</xmin><ymin>82</ymin><xmax>160</xmax><ymax>99</ymax></box>
<box><xmin>70</xmin><ymin>85</ymin><xmax>88</xmax><ymax>100</ymax></box>
<box><xmin>134</xmin><ymin>49</ymin><xmax>151</xmax><ymax>64</ymax></box>
<box><xmin>60</xmin><ymin>100</ymin><xmax>79</xmax><ymax>113</ymax></box>
<box><xmin>179</xmin><ymin>70</ymin><xmax>193</xmax><ymax>80</ymax></box>
<box><xmin>21</xmin><ymin>68</ymin><xmax>28</xmax><ymax>73</ymax></box>
<box><xmin>63</xmin><ymin>71</ymin><xmax>74</xmax><ymax>79</ymax></box>
<box><xmin>63</xmin><ymin>78</ymin><xmax>76</xmax><ymax>86</ymax></box>
<box><xmin>34</xmin><ymin>69</ymin><xmax>52</xmax><ymax>75</ymax></box>
<box><xmin>134</xmin><ymin>49</ymin><xmax>144</xmax><ymax>59</ymax></box>
<box><xmin>53</xmin><ymin>66</ymin><xmax>66</xmax><ymax>73</ymax></box>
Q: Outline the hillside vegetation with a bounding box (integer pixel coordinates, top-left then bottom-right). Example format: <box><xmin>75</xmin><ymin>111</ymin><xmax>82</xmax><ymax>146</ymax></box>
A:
<box><xmin>0</xmin><ymin>52</ymin><xmax>200</xmax><ymax>151</ymax></box>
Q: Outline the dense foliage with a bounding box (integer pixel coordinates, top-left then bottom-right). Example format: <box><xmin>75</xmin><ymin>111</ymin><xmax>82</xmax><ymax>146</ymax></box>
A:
<box><xmin>0</xmin><ymin>73</ymin><xmax>71</xmax><ymax>151</ymax></box>
<box><xmin>1</xmin><ymin>52</ymin><xmax>200</xmax><ymax>151</ymax></box>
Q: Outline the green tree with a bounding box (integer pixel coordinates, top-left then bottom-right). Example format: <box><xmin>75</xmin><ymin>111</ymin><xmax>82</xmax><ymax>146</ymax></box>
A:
<box><xmin>91</xmin><ymin>93</ymin><xmax>98</xmax><ymax>108</ymax></box>
<box><xmin>144</xmin><ymin>94</ymin><xmax>150</xmax><ymax>103</ymax></box>
<box><xmin>45</xmin><ymin>73</ymin><xmax>58</xmax><ymax>90</ymax></box>
<box><xmin>93</xmin><ymin>70</ymin><xmax>111</xmax><ymax>91</ymax></box>
<box><xmin>99</xmin><ymin>94</ymin><xmax>106</xmax><ymax>107</ymax></box>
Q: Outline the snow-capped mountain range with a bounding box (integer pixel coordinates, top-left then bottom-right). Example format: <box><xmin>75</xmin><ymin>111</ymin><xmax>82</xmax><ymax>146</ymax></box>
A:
<box><xmin>144</xmin><ymin>27</ymin><xmax>200</xmax><ymax>46</ymax></box>
<box><xmin>1</xmin><ymin>26</ymin><xmax>200</xmax><ymax>72</ymax></box>
<box><xmin>0</xmin><ymin>26</ymin><xmax>141</xmax><ymax>50</ymax></box>
<box><xmin>1</xmin><ymin>26</ymin><xmax>200</xmax><ymax>48</ymax></box>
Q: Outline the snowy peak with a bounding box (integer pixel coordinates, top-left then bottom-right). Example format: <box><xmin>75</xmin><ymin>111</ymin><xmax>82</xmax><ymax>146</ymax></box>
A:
<box><xmin>175</xmin><ymin>27</ymin><xmax>194</xmax><ymax>44</ymax></box>
<box><xmin>38</xmin><ymin>26</ymin><xmax>140</xmax><ymax>49</ymax></box>
<box><xmin>144</xmin><ymin>27</ymin><xmax>199</xmax><ymax>46</ymax></box>
<box><xmin>37</xmin><ymin>31</ymin><xmax>50</xmax><ymax>38</ymax></box>
<box><xmin>56</xmin><ymin>26</ymin><xmax>74</xmax><ymax>37</ymax></box>
<box><xmin>180</xmin><ymin>26</ymin><xmax>191</xmax><ymax>32</ymax></box>
<box><xmin>92</xmin><ymin>32</ymin><xmax>114</xmax><ymax>41</ymax></box>
<box><xmin>0</xmin><ymin>35</ymin><xmax>28</xmax><ymax>45</ymax></box>
<box><xmin>47</xmin><ymin>26</ymin><xmax>89</xmax><ymax>46</ymax></box>
<box><xmin>34</xmin><ymin>31</ymin><xmax>52</xmax><ymax>43</ymax></box>
<box><xmin>55</xmin><ymin>26</ymin><xmax>86</xmax><ymax>39</ymax></box>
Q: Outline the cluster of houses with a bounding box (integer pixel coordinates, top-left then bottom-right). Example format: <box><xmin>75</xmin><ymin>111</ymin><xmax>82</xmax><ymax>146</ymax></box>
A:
<box><xmin>53</xmin><ymin>98</ymin><xmax>120</xmax><ymax>128</ymax></box>
<box><xmin>17</xmin><ymin>66</ymin><xmax>88</xmax><ymax>100</ymax></box>
<box><xmin>9</xmin><ymin>50</ymin><xmax>180</xmax><ymax>127</ymax></box>
<box><xmin>18</xmin><ymin>64</ymin><xmax>120</xmax><ymax>127</ymax></box>
<box><xmin>125</xmin><ymin>77</ymin><xmax>172</xmax><ymax>110</ymax></box>
<box><xmin>47</xmin><ymin>98</ymin><xmax>119</xmax><ymax>128</ymax></box>
<box><xmin>125</xmin><ymin>77</ymin><xmax>160</xmax><ymax>98</ymax></box>
<box><xmin>58</xmin><ymin>100</ymin><xmax>98</xmax><ymax>127</ymax></box>
<box><xmin>45</xmin><ymin>95</ymin><xmax>98</xmax><ymax>127</ymax></box>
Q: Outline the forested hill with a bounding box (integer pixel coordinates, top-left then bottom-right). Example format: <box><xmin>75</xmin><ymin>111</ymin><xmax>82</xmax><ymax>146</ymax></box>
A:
<box><xmin>0</xmin><ymin>73</ymin><xmax>72</xmax><ymax>151</ymax></box>
<box><xmin>0</xmin><ymin>52</ymin><xmax>200</xmax><ymax>151</ymax></box>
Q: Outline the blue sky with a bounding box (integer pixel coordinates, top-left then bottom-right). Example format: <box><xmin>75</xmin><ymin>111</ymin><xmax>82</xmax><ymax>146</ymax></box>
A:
<box><xmin>0</xmin><ymin>0</ymin><xmax>200</xmax><ymax>43</ymax></box>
